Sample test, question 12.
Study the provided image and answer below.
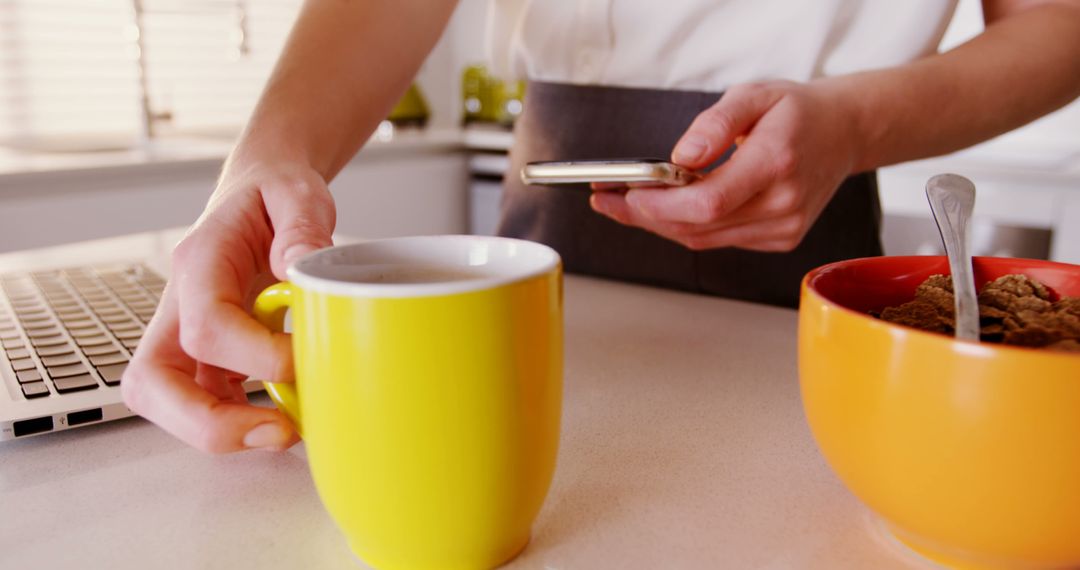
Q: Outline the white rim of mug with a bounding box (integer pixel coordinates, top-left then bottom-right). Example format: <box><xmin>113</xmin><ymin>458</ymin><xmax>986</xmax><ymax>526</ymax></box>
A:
<box><xmin>286</xmin><ymin>235</ymin><xmax>561</xmax><ymax>298</ymax></box>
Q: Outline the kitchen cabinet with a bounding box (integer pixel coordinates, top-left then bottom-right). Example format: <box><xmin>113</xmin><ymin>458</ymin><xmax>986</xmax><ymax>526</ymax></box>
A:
<box><xmin>878</xmin><ymin>140</ymin><xmax>1080</xmax><ymax>264</ymax></box>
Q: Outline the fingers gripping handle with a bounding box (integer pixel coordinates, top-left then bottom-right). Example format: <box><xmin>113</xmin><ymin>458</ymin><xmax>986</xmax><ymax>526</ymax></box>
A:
<box><xmin>253</xmin><ymin>283</ymin><xmax>302</xmax><ymax>434</ymax></box>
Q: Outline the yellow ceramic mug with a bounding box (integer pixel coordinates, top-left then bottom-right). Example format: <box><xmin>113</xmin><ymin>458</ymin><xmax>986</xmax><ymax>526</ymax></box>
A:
<box><xmin>253</xmin><ymin>235</ymin><xmax>563</xmax><ymax>570</ymax></box>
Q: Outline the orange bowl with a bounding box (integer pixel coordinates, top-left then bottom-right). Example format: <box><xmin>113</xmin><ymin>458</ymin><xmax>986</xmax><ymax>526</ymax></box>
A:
<box><xmin>799</xmin><ymin>256</ymin><xmax>1080</xmax><ymax>569</ymax></box>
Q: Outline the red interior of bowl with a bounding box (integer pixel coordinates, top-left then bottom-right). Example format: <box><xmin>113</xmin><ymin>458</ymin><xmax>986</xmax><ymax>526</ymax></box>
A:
<box><xmin>806</xmin><ymin>256</ymin><xmax>1080</xmax><ymax>313</ymax></box>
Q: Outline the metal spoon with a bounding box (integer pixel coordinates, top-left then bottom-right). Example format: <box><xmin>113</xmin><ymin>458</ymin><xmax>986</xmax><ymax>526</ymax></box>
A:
<box><xmin>926</xmin><ymin>173</ymin><xmax>979</xmax><ymax>341</ymax></box>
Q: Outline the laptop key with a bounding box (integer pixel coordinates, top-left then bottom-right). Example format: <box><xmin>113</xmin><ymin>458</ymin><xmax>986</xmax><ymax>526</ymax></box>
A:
<box><xmin>6</xmin><ymin>347</ymin><xmax>30</xmax><ymax>360</ymax></box>
<box><xmin>10</xmin><ymin>358</ymin><xmax>36</xmax><ymax>372</ymax></box>
<box><xmin>75</xmin><ymin>334</ymin><xmax>111</xmax><ymax>347</ymax></box>
<box><xmin>113</xmin><ymin>329</ymin><xmax>143</xmax><ymax>340</ymax></box>
<box><xmin>41</xmin><ymin>353</ymin><xmax>81</xmax><ymax>367</ymax></box>
<box><xmin>35</xmin><ymin>343</ymin><xmax>75</xmax><ymax>357</ymax></box>
<box><xmin>47</xmin><ymin>362</ymin><xmax>89</xmax><ymax>378</ymax></box>
<box><xmin>61</xmin><ymin>318</ymin><xmax>97</xmax><ymax>329</ymax></box>
<box><xmin>53</xmin><ymin>373</ymin><xmax>98</xmax><ymax>393</ymax></box>
<box><xmin>121</xmin><ymin>338</ymin><xmax>140</xmax><ymax>350</ymax></box>
<box><xmin>2</xmin><ymin>338</ymin><xmax>25</xmax><ymax>350</ymax></box>
<box><xmin>96</xmin><ymin>362</ymin><xmax>127</xmax><ymax>386</ymax></box>
<box><xmin>23</xmin><ymin>316</ymin><xmax>56</xmax><ymax>328</ymax></box>
<box><xmin>21</xmin><ymin>382</ymin><xmax>50</xmax><ymax>398</ymax></box>
<box><xmin>27</xmin><ymin>326</ymin><xmax>62</xmax><ymax>338</ymax></box>
<box><xmin>82</xmin><ymin>343</ymin><xmax>121</xmax><ymax>356</ymax></box>
<box><xmin>89</xmin><ymin>352</ymin><xmax>128</xmax><ymax>366</ymax></box>
<box><xmin>69</xmin><ymin>326</ymin><xmax>105</xmax><ymax>338</ymax></box>
<box><xmin>107</xmin><ymin>321</ymin><xmax>140</xmax><ymax>333</ymax></box>
<box><xmin>16</xmin><ymin>369</ymin><xmax>42</xmax><ymax>383</ymax></box>
<box><xmin>31</xmin><ymin>335</ymin><xmax>67</xmax><ymax>347</ymax></box>
<box><xmin>98</xmin><ymin>312</ymin><xmax>129</xmax><ymax>323</ymax></box>
<box><xmin>19</xmin><ymin>312</ymin><xmax>51</xmax><ymax>323</ymax></box>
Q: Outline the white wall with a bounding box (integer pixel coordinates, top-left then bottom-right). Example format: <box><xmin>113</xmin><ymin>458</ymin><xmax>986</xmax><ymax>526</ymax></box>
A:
<box><xmin>414</xmin><ymin>0</ymin><xmax>489</xmax><ymax>130</ymax></box>
<box><xmin>940</xmin><ymin>0</ymin><xmax>1080</xmax><ymax>149</ymax></box>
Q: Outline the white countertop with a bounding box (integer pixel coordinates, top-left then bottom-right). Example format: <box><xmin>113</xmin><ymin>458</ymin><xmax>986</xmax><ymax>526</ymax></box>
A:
<box><xmin>0</xmin><ymin>127</ymin><xmax>478</xmax><ymax>185</ymax></box>
<box><xmin>0</xmin><ymin>232</ymin><xmax>930</xmax><ymax>569</ymax></box>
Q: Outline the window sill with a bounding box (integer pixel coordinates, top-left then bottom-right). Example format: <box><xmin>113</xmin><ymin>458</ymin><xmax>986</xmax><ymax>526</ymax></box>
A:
<box><xmin>0</xmin><ymin>127</ymin><xmax>469</xmax><ymax>188</ymax></box>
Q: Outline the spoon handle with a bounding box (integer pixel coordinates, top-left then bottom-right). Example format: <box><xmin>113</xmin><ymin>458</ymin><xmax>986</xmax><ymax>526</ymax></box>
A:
<box><xmin>926</xmin><ymin>174</ymin><xmax>979</xmax><ymax>341</ymax></box>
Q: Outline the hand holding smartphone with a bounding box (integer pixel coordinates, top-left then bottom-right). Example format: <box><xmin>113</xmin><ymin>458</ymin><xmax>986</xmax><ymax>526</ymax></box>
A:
<box><xmin>520</xmin><ymin>159</ymin><xmax>701</xmax><ymax>190</ymax></box>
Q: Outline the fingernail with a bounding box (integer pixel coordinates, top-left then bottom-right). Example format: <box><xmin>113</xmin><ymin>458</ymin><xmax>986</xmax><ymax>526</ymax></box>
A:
<box><xmin>282</xmin><ymin>244</ymin><xmax>314</xmax><ymax>267</ymax></box>
<box><xmin>624</xmin><ymin>190</ymin><xmax>644</xmax><ymax>210</ymax></box>
<box><xmin>590</xmin><ymin>194</ymin><xmax>610</xmax><ymax>214</ymax></box>
<box><xmin>673</xmin><ymin>135</ymin><xmax>708</xmax><ymax>164</ymax></box>
<box><xmin>244</xmin><ymin>422</ymin><xmax>290</xmax><ymax>450</ymax></box>
<box><xmin>624</xmin><ymin>191</ymin><xmax>654</xmax><ymax>220</ymax></box>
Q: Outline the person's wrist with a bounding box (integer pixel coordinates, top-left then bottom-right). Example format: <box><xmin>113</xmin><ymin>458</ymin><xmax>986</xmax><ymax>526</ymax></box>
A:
<box><xmin>811</xmin><ymin>75</ymin><xmax>881</xmax><ymax>174</ymax></box>
<box><xmin>223</xmin><ymin>135</ymin><xmax>314</xmax><ymax>181</ymax></box>
<box><xmin>217</xmin><ymin>139</ymin><xmax>327</xmax><ymax>201</ymax></box>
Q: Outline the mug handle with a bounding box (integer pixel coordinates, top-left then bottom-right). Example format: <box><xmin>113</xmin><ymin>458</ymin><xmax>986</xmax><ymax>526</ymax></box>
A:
<box><xmin>252</xmin><ymin>282</ymin><xmax>302</xmax><ymax>435</ymax></box>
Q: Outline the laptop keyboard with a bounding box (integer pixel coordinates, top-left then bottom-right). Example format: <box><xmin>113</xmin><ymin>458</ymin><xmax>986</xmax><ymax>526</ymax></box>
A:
<box><xmin>0</xmin><ymin>264</ymin><xmax>165</xmax><ymax>400</ymax></box>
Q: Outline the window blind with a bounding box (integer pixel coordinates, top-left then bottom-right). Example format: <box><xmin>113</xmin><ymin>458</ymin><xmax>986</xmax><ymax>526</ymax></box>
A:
<box><xmin>139</xmin><ymin>0</ymin><xmax>302</xmax><ymax>138</ymax></box>
<box><xmin>0</xmin><ymin>0</ymin><xmax>142</xmax><ymax>150</ymax></box>
<box><xmin>0</xmin><ymin>0</ymin><xmax>302</xmax><ymax>151</ymax></box>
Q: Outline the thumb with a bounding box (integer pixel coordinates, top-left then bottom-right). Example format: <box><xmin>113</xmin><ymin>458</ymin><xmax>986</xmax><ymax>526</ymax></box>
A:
<box><xmin>261</xmin><ymin>171</ymin><xmax>337</xmax><ymax>280</ymax></box>
<box><xmin>672</xmin><ymin>84</ymin><xmax>780</xmax><ymax>169</ymax></box>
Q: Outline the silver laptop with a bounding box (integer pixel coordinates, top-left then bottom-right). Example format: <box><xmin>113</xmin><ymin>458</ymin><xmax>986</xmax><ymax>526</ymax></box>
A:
<box><xmin>0</xmin><ymin>260</ymin><xmax>163</xmax><ymax>441</ymax></box>
<box><xmin>0</xmin><ymin>229</ymin><xmax>268</xmax><ymax>441</ymax></box>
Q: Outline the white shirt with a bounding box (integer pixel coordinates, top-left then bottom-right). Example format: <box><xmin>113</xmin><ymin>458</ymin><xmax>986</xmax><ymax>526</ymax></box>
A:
<box><xmin>486</xmin><ymin>0</ymin><xmax>960</xmax><ymax>91</ymax></box>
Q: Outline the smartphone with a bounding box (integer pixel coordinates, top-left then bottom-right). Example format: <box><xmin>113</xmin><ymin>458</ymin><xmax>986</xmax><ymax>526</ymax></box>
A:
<box><xmin>520</xmin><ymin>159</ymin><xmax>701</xmax><ymax>190</ymax></box>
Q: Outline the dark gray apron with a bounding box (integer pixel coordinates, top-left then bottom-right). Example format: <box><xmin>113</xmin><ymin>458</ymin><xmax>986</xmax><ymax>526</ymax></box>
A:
<box><xmin>497</xmin><ymin>81</ymin><xmax>883</xmax><ymax>308</ymax></box>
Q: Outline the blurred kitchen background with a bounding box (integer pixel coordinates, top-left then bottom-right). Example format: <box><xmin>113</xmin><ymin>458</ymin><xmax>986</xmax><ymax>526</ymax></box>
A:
<box><xmin>1</xmin><ymin>0</ymin><xmax>1077</xmax><ymax>262</ymax></box>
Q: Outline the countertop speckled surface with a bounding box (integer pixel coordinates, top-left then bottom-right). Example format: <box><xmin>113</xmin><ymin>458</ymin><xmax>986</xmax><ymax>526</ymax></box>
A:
<box><xmin>0</xmin><ymin>238</ymin><xmax>930</xmax><ymax>569</ymax></box>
